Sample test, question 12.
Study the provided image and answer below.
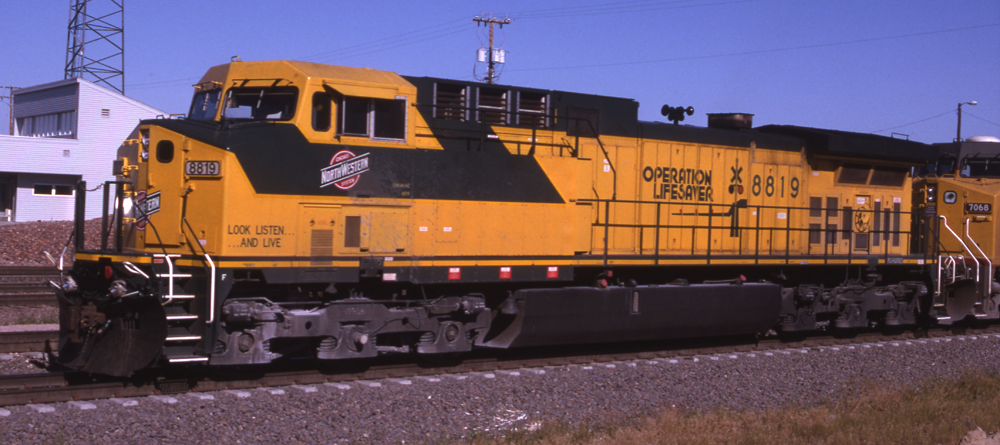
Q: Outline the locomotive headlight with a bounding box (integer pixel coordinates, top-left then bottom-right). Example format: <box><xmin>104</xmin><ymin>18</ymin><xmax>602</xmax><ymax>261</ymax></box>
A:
<box><xmin>926</xmin><ymin>186</ymin><xmax>936</xmax><ymax>203</ymax></box>
<box><xmin>139</xmin><ymin>129</ymin><xmax>150</xmax><ymax>161</ymax></box>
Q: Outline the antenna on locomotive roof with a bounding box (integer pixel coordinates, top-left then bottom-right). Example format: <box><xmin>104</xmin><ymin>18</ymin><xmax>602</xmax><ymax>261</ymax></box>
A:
<box><xmin>474</xmin><ymin>13</ymin><xmax>511</xmax><ymax>84</ymax></box>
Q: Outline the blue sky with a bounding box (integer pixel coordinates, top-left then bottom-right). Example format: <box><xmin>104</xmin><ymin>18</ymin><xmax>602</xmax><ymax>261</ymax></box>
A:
<box><xmin>1</xmin><ymin>0</ymin><xmax>997</xmax><ymax>143</ymax></box>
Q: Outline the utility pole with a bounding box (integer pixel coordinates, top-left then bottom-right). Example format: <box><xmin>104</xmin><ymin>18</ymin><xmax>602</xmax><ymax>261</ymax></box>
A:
<box><xmin>1</xmin><ymin>86</ymin><xmax>18</xmax><ymax>136</ymax></box>
<box><xmin>473</xmin><ymin>14</ymin><xmax>511</xmax><ymax>84</ymax></box>
<box><xmin>957</xmin><ymin>101</ymin><xmax>977</xmax><ymax>142</ymax></box>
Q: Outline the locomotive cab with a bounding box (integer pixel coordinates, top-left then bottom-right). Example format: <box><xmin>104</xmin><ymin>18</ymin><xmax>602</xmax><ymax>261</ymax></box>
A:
<box><xmin>917</xmin><ymin>138</ymin><xmax>1000</xmax><ymax>323</ymax></box>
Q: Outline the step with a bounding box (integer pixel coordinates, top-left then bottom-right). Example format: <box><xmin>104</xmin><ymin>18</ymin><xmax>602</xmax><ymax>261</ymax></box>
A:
<box><xmin>166</xmin><ymin>335</ymin><xmax>201</xmax><ymax>342</ymax></box>
<box><xmin>167</xmin><ymin>356</ymin><xmax>210</xmax><ymax>363</ymax></box>
<box><xmin>156</xmin><ymin>273</ymin><xmax>192</xmax><ymax>279</ymax></box>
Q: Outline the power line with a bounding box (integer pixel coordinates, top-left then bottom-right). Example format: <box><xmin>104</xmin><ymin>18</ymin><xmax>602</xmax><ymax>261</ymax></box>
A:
<box><xmin>963</xmin><ymin>112</ymin><xmax>1000</xmax><ymax>129</ymax></box>
<box><xmin>506</xmin><ymin>23</ymin><xmax>1000</xmax><ymax>73</ymax></box>
<box><xmin>298</xmin><ymin>19</ymin><xmax>470</xmax><ymax>63</ymax></box>
<box><xmin>871</xmin><ymin>110</ymin><xmax>953</xmax><ymax>134</ymax></box>
<box><xmin>126</xmin><ymin>76</ymin><xmax>200</xmax><ymax>90</ymax></box>
<box><xmin>515</xmin><ymin>0</ymin><xmax>758</xmax><ymax>19</ymax></box>
<box><xmin>316</xmin><ymin>26</ymin><xmax>471</xmax><ymax>63</ymax></box>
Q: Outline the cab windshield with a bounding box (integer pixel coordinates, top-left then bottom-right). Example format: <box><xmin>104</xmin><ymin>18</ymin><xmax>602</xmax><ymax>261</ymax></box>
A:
<box><xmin>960</xmin><ymin>158</ymin><xmax>1000</xmax><ymax>178</ymax></box>
<box><xmin>918</xmin><ymin>158</ymin><xmax>955</xmax><ymax>177</ymax></box>
<box><xmin>222</xmin><ymin>87</ymin><xmax>298</xmax><ymax>121</ymax></box>
<box><xmin>189</xmin><ymin>89</ymin><xmax>221</xmax><ymax>121</ymax></box>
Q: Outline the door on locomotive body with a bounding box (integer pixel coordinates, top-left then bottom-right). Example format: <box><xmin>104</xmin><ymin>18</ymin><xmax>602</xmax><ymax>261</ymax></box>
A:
<box><xmin>744</xmin><ymin>148</ymin><xmax>805</xmax><ymax>258</ymax></box>
<box><xmin>869</xmin><ymin>194</ymin><xmax>907</xmax><ymax>256</ymax></box>
<box><xmin>612</xmin><ymin>144</ymin><xmax>639</xmax><ymax>254</ymax></box>
<box><xmin>300</xmin><ymin>204</ymin><xmax>341</xmax><ymax>266</ymax></box>
<box><xmin>834</xmin><ymin>165</ymin><xmax>911</xmax><ymax>257</ymax></box>
<box><xmin>140</xmin><ymin>125</ymin><xmax>187</xmax><ymax>248</ymax></box>
<box><xmin>336</xmin><ymin>206</ymin><xmax>411</xmax><ymax>256</ymax></box>
<box><xmin>585</xmin><ymin>140</ymin><xmax>632</xmax><ymax>255</ymax></box>
<box><xmin>872</xmin><ymin>169</ymin><xmax>912</xmax><ymax>257</ymax></box>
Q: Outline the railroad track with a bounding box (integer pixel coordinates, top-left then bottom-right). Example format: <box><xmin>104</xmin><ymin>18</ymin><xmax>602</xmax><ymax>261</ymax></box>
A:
<box><xmin>0</xmin><ymin>266</ymin><xmax>59</xmax><ymax>307</ymax></box>
<box><xmin>0</xmin><ymin>330</ymin><xmax>58</xmax><ymax>353</ymax></box>
<box><xmin>4</xmin><ymin>325</ymin><xmax>998</xmax><ymax>408</ymax></box>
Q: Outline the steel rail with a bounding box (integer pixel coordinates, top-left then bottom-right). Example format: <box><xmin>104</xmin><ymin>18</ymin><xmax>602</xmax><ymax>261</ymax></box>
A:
<box><xmin>0</xmin><ymin>266</ymin><xmax>60</xmax><ymax>307</ymax></box>
<box><xmin>0</xmin><ymin>294</ymin><xmax>57</xmax><ymax>307</ymax></box>
<box><xmin>3</xmin><ymin>324</ymin><xmax>998</xmax><ymax>408</ymax></box>
<box><xmin>0</xmin><ymin>330</ymin><xmax>58</xmax><ymax>353</ymax></box>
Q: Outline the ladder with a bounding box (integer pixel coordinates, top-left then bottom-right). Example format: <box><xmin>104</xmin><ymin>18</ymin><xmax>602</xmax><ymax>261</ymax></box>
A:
<box><xmin>153</xmin><ymin>253</ymin><xmax>213</xmax><ymax>364</ymax></box>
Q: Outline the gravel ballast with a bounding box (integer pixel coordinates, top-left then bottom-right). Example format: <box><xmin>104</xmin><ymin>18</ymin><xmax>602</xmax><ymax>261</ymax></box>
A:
<box><xmin>0</xmin><ymin>306</ymin><xmax>58</xmax><ymax>326</ymax></box>
<box><xmin>2</xmin><ymin>334</ymin><xmax>1000</xmax><ymax>443</ymax></box>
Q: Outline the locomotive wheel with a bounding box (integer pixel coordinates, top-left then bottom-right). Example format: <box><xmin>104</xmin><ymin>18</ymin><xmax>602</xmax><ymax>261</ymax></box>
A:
<box><xmin>58</xmin><ymin>296</ymin><xmax>167</xmax><ymax>377</ymax></box>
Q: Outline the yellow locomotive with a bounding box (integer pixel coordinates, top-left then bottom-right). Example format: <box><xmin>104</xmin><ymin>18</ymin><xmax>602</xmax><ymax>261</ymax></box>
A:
<box><xmin>55</xmin><ymin>60</ymin><xmax>1000</xmax><ymax>376</ymax></box>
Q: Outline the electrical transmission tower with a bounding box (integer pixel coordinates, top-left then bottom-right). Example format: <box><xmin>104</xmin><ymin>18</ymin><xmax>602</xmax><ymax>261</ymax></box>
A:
<box><xmin>65</xmin><ymin>0</ymin><xmax>125</xmax><ymax>94</ymax></box>
<box><xmin>473</xmin><ymin>14</ymin><xmax>511</xmax><ymax>84</ymax></box>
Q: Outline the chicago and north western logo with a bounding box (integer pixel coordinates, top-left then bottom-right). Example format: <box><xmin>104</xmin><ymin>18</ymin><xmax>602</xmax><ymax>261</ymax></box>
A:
<box><xmin>133</xmin><ymin>190</ymin><xmax>161</xmax><ymax>231</ymax></box>
<box><xmin>320</xmin><ymin>150</ymin><xmax>370</xmax><ymax>190</ymax></box>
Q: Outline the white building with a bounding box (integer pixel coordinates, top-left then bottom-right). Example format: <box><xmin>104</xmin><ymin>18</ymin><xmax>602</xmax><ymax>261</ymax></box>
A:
<box><xmin>0</xmin><ymin>77</ymin><xmax>165</xmax><ymax>222</ymax></box>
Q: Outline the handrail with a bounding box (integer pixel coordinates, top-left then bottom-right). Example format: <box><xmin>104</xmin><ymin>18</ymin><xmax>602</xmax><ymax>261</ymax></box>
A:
<box><xmin>418</xmin><ymin>102</ymin><xmax>617</xmax><ymax>199</ymax></box>
<box><xmin>938</xmin><ymin>215</ymin><xmax>980</xmax><ymax>287</ymax></box>
<box><xmin>937</xmin><ymin>255</ymin><xmax>958</xmax><ymax>297</ymax></box>
<box><xmin>154</xmin><ymin>253</ymin><xmax>181</xmax><ymax>305</ymax></box>
<box><xmin>204</xmin><ymin>254</ymin><xmax>216</xmax><ymax>324</ymax></box>
<box><xmin>100</xmin><ymin>180</ymin><xmax>130</xmax><ymax>253</ymax></box>
<box><xmin>583</xmin><ymin>197</ymin><xmax>924</xmax><ymax>266</ymax></box>
<box><xmin>964</xmin><ymin>217</ymin><xmax>993</xmax><ymax>297</ymax></box>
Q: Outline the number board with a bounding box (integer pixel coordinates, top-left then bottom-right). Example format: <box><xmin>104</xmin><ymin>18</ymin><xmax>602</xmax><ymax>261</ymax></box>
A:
<box><xmin>185</xmin><ymin>161</ymin><xmax>220</xmax><ymax>176</ymax></box>
<box><xmin>966</xmin><ymin>202</ymin><xmax>992</xmax><ymax>214</ymax></box>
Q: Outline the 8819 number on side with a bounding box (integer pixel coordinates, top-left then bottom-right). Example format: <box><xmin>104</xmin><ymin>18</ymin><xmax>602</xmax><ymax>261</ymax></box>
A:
<box><xmin>185</xmin><ymin>161</ymin><xmax>220</xmax><ymax>176</ymax></box>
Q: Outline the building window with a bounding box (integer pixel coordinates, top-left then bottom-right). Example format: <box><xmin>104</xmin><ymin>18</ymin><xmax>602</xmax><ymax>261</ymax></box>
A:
<box><xmin>33</xmin><ymin>184</ymin><xmax>73</xmax><ymax>196</ymax></box>
<box><xmin>101</xmin><ymin>109</ymin><xmax>110</xmax><ymax>117</ymax></box>
<box><xmin>16</xmin><ymin>110</ymin><xmax>77</xmax><ymax>138</ymax></box>
<box><xmin>338</xmin><ymin>97</ymin><xmax>407</xmax><ymax>141</ymax></box>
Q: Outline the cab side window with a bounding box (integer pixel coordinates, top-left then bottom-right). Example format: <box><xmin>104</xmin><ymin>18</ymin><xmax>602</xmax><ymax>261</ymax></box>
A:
<box><xmin>312</xmin><ymin>92</ymin><xmax>331</xmax><ymax>132</ymax></box>
<box><xmin>337</xmin><ymin>97</ymin><xmax>407</xmax><ymax>141</ymax></box>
